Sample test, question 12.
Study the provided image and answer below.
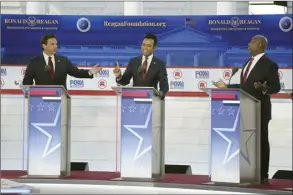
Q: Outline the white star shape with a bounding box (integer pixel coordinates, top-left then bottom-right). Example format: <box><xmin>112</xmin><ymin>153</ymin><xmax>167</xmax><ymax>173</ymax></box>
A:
<box><xmin>123</xmin><ymin>107</ymin><xmax>152</xmax><ymax>161</ymax></box>
<box><xmin>227</xmin><ymin>107</ymin><xmax>235</xmax><ymax>116</ymax></box>
<box><xmin>128</xmin><ymin>104</ymin><xmax>136</xmax><ymax>113</ymax></box>
<box><xmin>217</xmin><ymin>106</ymin><xmax>225</xmax><ymax>115</ymax></box>
<box><xmin>140</xmin><ymin>105</ymin><xmax>147</xmax><ymax>114</ymax></box>
<box><xmin>47</xmin><ymin>103</ymin><xmax>56</xmax><ymax>112</ymax></box>
<box><xmin>31</xmin><ymin>105</ymin><xmax>61</xmax><ymax>159</ymax></box>
<box><xmin>212</xmin><ymin>109</ymin><xmax>216</xmax><ymax>115</ymax></box>
<box><xmin>213</xmin><ymin>108</ymin><xmax>240</xmax><ymax>164</ymax></box>
<box><xmin>36</xmin><ymin>103</ymin><xmax>45</xmax><ymax>111</ymax></box>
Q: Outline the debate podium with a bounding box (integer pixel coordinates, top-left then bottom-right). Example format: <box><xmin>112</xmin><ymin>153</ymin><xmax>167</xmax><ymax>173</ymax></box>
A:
<box><xmin>282</xmin><ymin>89</ymin><xmax>293</xmax><ymax>100</ymax></box>
<box><xmin>112</xmin><ymin>86</ymin><xmax>165</xmax><ymax>181</ymax></box>
<box><xmin>21</xmin><ymin>85</ymin><xmax>71</xmax><ymax>178</ymax></box>
<box><xmin>202</xmin><ymin>88</ymin><xmax>261</xmax><ymax>185</ymax></box>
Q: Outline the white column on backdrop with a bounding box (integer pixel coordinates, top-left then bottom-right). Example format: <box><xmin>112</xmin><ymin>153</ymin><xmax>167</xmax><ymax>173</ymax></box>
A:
<box><xmin>217</xmin><ymin>2</ymin><xmax>249</xmax><ymax>15</ymax></box>
<box><xmin>287</xmin><ymin>1</ymin><xmax>292</xmax><ymax>14</ymax></box>
<box><xmin>124</xmin><ymin>1</ymin><xmax>143</xmax><ymax>15</ymax></box>
<box><xmin>47</xmin><ymin>2</ymin><xmax>64</xmax><ymax>15</ymax></box>
<box><xmin>26</xmin><ymin>2</ymin><xmax>46</xmax><ymax>14</ymax></box>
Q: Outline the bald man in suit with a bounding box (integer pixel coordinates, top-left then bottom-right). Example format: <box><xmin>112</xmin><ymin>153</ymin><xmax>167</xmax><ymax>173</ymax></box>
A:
<box><xmin>213</xmin><ymin>35</ymin><xmax>281</xmax><ymax>184</ymax></box>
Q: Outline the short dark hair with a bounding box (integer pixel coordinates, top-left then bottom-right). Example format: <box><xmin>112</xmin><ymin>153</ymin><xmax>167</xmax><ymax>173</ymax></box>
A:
<box><xmin>40</xmin><ymin>34</ymin><xmax>56</xmax><ymax>47</ymax></box>
<box><xmin>144</xmin><ymin>33</ymin><xmax>157</xmax><ymax>47</ymax></box>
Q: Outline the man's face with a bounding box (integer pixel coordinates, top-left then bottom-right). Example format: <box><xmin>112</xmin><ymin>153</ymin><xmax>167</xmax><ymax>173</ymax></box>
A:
<box><xmin>248</xmin><ymin>37</ymin><xmax>261</xmax><ymax>55</ymax></box>
<box><xmin>141</xmin><ymin>38</ymin><xmax>155</xmax><ymax>57</ymax></box>
<box><xmin>42</xmin><ymin>38</ymin><xmax>58</xmax><ymax>55</ymax></box>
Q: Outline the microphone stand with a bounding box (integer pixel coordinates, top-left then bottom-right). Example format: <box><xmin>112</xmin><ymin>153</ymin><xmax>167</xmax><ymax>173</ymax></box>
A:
<box><xmin>228</xmin><ymin>67</ymin><xmax>239</xmax><ymax>85</ymax></box>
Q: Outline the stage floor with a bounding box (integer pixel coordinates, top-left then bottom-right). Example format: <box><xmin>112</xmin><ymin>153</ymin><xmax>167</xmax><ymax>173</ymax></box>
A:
<box><xmin>1</xmin><ymin>170</ymin><xmax>292</xmax><ymax>194</ymax></box>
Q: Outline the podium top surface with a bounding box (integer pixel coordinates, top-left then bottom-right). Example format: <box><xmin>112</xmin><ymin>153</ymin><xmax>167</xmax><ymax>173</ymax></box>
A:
<box><xmin>111</xmin><ymin>86</ymin><xmax>159</xmax><ymax>94</ymax></box>
<box><xmin>282</xmin><ymin>89</ymin><xmax>292</xmax><ymax>94</ymax></box>
<box><xmin>21</xmin><ymin>85</ymin><xmax>70</xmax><ymax>98</ymax></box>
<box><xmin>201</xmin><ymin>87</ymin><xmax>260</xmax><ymax>102</ymax></box>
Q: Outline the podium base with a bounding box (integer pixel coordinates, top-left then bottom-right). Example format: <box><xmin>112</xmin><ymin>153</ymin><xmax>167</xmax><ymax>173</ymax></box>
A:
<box><xmin>19</xmin><ymin>175</ymin><xmax>67</xmax><ymax>179</ymax></box>
<box><xmin>112</xmin><ymin>177</ymin><xmax>162</xmax><ymax>182</ymax></box>
<box><xmin>203</xmin><ymin>181</ymin><xmax>258</xmax><ymax>187</ymax></box>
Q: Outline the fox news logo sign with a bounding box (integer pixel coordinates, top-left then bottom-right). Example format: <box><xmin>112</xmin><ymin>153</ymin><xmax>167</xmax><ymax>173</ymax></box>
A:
<box><xmin>1</xmin><ymin>68</ymin><xmax>7</xmax><ymax>76</ymax></box>
<box><xmin>170</xmin><ymin>81</ymin><xmax>184</xmax><ymax>89</ymax></box>
<box><xmin>97</xmin><ymin>69</ymin><xmax>109</xmax><ymax>77</ymax></box>
<box><xmin>195</xmin><ymin>71</ymin><xmax>209</xmax><ymax>79</ymax></box>
<box><xmin>70</xmin><ymin>80</ymin><xmax>84</xmax><ymax>88</ymax></box>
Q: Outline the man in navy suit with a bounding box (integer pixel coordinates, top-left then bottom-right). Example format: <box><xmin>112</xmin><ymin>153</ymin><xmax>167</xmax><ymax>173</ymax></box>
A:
<box><xmin>23</xmin><ymin>34</ymin><xmax>102</xmax><ymax>89</ymax></box>
<box><xmin>112</xmin><ymin>33</ymin><xmax>169</xmax><ymax>98</ymax></box>
<box><xmin>213</xmin><ymin>35</ymin><xmax>281</xmax><ymax>184</ymax></box>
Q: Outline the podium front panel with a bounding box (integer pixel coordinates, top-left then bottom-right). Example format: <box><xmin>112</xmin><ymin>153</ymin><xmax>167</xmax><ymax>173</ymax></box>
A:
<box><xmin>27</xmin><ymin>87</ymin><xmax>63</xmax><ymax>176</ymax></box>
<box><xmin>120</xmin><ymin>88</ymin><xmax>153</xmax><ymax>178</ymax></box>
<box><xmin>210</xmin><ymin>89</ymin><xmax>241</xmax><ymax>183</ymax></box>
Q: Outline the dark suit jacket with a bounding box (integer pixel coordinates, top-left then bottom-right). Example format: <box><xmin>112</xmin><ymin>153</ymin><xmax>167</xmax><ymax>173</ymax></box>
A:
<box><xmin>228</xmin><ymin>55</ymin><xmax>281</xmax><ymax>121</ymax></box>
<box><xmin>22</xmin><ymin>54</ymin><xmax>93</xmax><ymax>89</ymax></box>
<box><xmin>116</xmin><ymin>56</ymin><xmax>169</xmax><ymax>97</ymax></box>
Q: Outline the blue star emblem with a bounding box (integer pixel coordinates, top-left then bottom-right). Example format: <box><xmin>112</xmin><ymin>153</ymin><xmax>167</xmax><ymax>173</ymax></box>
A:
<box><xmin>31</xmin><ymin>105</ymin><xmax>61</xmax><ymax>159</ymax></box>
<box><xmin>213</xmin><ymin>108</ymin><xmax>240</xmax><ymax>164</ymax></box>
<box><xmin>123</xmin><ymin>107</ymin><xmax>152</xmax><ymax>161</ymax></box>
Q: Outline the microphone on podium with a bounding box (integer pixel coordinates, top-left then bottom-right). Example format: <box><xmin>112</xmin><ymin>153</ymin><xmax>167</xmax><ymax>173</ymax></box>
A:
<box><xmin>45</xmin><ymin>64</ymin><xmax>50</xmax><ymax>71</ymax></box>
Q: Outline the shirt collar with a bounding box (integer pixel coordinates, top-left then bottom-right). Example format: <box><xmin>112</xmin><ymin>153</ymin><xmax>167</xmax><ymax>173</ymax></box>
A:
<box><xmin>43</xmin><ymin>52</ymin><xmax>54</xmax><ymax>59</ymax></box>
<box><xmin>252</xmin><ymin>53</ymin><xmax>265</xmax><ymax>61</ymax></box>
<box><xmin>143</xmin><ymin>54</ymin><xmax>153</xmax><ymax>61</ymax></box>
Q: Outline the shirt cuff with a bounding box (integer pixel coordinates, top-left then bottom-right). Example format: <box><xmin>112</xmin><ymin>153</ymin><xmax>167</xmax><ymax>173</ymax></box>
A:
<box><xmin>116</xmin><ymin>77</ymin><xmax>122</xmax><ymax>82</ymax></box>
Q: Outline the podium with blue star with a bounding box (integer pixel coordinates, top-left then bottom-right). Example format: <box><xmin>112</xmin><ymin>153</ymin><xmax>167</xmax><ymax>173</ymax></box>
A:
<box><xmin>112</xmin><ymin>86</ymin><xmax>165</xmax><ymax>181</ymax></box>
<box><xmin>202</xmin><ymin>88</ymin><xmax>261</xmax><ymax>184</ymax></box>
<box><xmin>23</xmin><ymin>85</ymin><xmax>71</xmax><ymax>177</ymax></box>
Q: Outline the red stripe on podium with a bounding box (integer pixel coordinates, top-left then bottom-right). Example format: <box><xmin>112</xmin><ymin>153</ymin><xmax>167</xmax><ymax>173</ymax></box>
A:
<box><xmin>30</xmin><ymin>90</ymin><xmax>57</xmax><ymax>96</ymax></box>
<box><xmin>211</xmin><ymin>93</ymin><xmax>236</xmax><ymax>100</ymax></box>
<box><xmin>122</xmin><ymin>91</ymin><xmax>148</xmax><ymax>98</ymax></box>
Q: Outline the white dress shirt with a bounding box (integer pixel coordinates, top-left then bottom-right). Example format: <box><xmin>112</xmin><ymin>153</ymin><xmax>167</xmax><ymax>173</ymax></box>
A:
<box><xmin>142</xmin><ymin>54</ymin><xmax>153</xmax><ymax>72</ymax></box>
<box><xmin>43</xmin><ymin>52</ymin><xmax>55</xmax><ymax>71</ymax></box>
<box><xmin>242</xmin><ymin>52</ymin><xmax>265</xmax><ymax>78</ymax></box>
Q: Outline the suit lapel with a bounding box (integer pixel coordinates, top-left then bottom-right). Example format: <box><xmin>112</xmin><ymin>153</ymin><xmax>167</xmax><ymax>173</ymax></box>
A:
<box><xmin>40</xmin><ymin>54</ymin><xmax>47</xmax><ymax>67</ymax></box>
<box><xmin>242</xmin><ymin>55</ymin><xmax>265</xmax><ymax>84</ymax></box>
<box><xmin>54</xmin><ymin>54</ymin><xmax>60</xmax><ymax>78</ymax></box>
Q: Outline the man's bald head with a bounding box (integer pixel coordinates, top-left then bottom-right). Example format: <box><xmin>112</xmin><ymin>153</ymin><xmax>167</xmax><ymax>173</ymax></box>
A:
<box><xmin>248</xmin><ymin>35</ymin><xmax>268</xmax><ymax>56</ymax></box>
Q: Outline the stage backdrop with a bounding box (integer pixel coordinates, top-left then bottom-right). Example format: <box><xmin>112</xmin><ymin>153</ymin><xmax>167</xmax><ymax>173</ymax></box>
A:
<box><xmin>1</xmin><ymin>14</ymin><xmax>292</xmax><ymax>97</ymax></box>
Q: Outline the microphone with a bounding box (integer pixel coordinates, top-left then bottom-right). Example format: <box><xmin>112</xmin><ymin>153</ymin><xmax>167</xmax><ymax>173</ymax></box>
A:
<box><xmin>137</xmin><ymin>66</ymin><xmax>142</xmax><ymax>74</ymax></box>
<box><xmin>137</xmin><ymin>65</ymin><xmax>143</xmax><ymax>81</ymax></box>
<box><xmin>228</xmin><ymin>67</ymin><xmax>239</xmax><ymax>85</ymax></box>
<box><xmin>45</xmin><ymin>64</ymin><xmax>50</xmax><ymax>71</ymax></box>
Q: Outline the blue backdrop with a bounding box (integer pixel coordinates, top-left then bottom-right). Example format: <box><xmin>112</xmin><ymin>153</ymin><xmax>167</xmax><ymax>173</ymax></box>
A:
<box><xmin>1</xmin><ymin>14</ymin><xmax>292</xmax><ymax>68</ymax></box>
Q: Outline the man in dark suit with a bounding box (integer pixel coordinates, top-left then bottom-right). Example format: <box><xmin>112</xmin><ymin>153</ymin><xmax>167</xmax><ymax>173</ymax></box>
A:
<box><xmin>23</xmin><ymin>34</ymin><xmax>102</xmax><ymax>88</ymax></box>
<box><xmin>112</xmin><ymin>33</ymin><xmax>169</xmax><ymax>98</ymax></box>
<box><xmin>213</xmin><ymin>35</ymin><xmax>281</xmax><ymax>184</ymax></box>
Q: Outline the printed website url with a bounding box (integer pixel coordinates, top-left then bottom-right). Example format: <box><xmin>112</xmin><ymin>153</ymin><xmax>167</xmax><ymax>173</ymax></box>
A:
<box><xmin>104</xmin><ymin>21</ymin><xmax>166</xmax><ymax>28</ymax></box>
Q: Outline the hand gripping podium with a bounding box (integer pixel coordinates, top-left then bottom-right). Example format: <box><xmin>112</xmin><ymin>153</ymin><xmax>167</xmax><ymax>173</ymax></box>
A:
<box><xmin>112</xmin><ymin>86</ymin><xmax>165</xmax><ymax>181</ymax></box>
<box><xmin>21</xmin><ymin>85</ymin><xmax>71</xmax><ymax>178</ymax></box>
<box><xmin>202</xmin><ymin>88</ymin><xmax>261</xmax><ymax>185</ymax></box>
